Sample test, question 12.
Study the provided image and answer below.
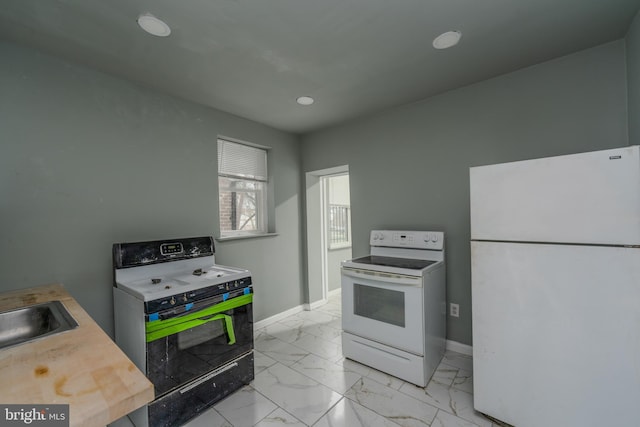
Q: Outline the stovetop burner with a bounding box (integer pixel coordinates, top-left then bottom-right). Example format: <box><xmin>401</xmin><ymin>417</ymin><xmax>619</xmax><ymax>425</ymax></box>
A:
<box><xmin>192</xmin><ymin>267</ymin><xmax>227</xmax><ymax>277</ymax></box>
<box><xmin>128</xmin><ymin>276</ymin><xmax>185</xmax><ymax>294</ymax></box>
<box><xmin>113</xmin><ymin>237</ymin><xmax>251</xmax><ymax>308</ymax></box>
<box><xmin>116</xmin><ymin>262</ymin><xmax>250</xmax><ymax>303</ymax></box>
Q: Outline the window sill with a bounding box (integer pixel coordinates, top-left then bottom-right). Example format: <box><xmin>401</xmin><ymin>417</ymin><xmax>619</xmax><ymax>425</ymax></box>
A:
<box><xmin>216</xmin><ymin>233</ymin><xmax>279</xmax><ymax>242</ymax></box>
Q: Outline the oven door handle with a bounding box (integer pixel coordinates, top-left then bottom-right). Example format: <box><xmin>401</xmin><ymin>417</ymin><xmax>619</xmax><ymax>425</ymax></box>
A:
<box><xmin>341</xmin><ymin>267</ymin><xmax>423</xmax><ymax>286</ymax></box>
<box><xmin>145</xmin><ymin>293</ymin><xmax>251</xmax><ymax>343</ymax></box>
<box><xmin>202</xmin><ymin>313</ymin><xmax>236</xmax><ymax>345</ymax></box>
<box><xmin>197</xmin><ymin>313</ymin><xmax>236</xmax><ymax>345</ymax></box>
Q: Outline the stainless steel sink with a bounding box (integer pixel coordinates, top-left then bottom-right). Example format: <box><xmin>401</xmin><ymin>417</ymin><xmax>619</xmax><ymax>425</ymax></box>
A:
<box><xmin>0</xmin><ymin>300</ymin><xmax>79</xmax><ymax>350</ymax></box>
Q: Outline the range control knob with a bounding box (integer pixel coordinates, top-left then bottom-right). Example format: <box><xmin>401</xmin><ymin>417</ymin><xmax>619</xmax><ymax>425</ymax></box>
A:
<box><xmin>170</xmin><ymin>297</ymin><xmax>176</xmax><ymax>305</ymax></box>
<box><xmin>378</xmin><ymin>233</ymin><xmax>385</xmax><ymax>240</ymax></box>
<box><xmin>182</xmin><ymin>293</ymin><xmax>188</xmax><ymax>302</ymax></box>
<box><xmin>432</xmin><ymin>234</ymin><xmax>438</xmax><ymax>242</ymax></box>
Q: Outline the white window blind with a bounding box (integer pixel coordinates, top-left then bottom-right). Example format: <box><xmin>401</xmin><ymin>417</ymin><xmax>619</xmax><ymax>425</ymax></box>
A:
<box><xmin>218</xmin><ymin>139</ymin><xmax>267</xmax><ymax>181</ymax></box>
<box><xmin>217</xmin><ymin>138</ymin><xmax>269</xmax><ymax>236</ymax></box>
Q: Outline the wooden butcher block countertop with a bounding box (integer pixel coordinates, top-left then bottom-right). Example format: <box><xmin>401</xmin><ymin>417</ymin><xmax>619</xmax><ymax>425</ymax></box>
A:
<box><xmin>0</xmin><ymin>283</ymin><xmax>154</xmax><ymax>427</ymax></box>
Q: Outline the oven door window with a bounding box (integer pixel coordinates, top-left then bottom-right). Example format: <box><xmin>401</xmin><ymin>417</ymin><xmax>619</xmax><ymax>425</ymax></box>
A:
<box><xmin>342</xmin><ymin>269</ymin><xmax>424</xmax><ymax>355</ymax></box>
<box><xmin>177</xmin><ymin>314</ymin><xmax>235</xmax><ymax>350</ymax></box>
<box><xmin>354</xmin><ymin>283</ymin><xmax>405</xmax><ymax>327</ymax></box>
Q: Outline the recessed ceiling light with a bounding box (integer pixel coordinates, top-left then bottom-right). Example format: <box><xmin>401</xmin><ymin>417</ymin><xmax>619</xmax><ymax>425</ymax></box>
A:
<box><xmin>296</xmin><ymin>96</ymin><xmax>315</xmax><ymax>106</ymax></box>
<box><xmin>137</xmin><ymin>14</ymin><xmax>171</xmax><ymax>37</ymax></box>
<box><xmin>433</xmin><ymin>31</ymin><xmax>462</xmax><ymax>50</ymax></box>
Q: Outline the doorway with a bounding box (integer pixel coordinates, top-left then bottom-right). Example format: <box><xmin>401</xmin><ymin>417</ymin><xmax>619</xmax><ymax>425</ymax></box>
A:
<box><xmin>305</xmin><ymin>166</ymin><xmax>351</xmax><ymax>308</ymax></box>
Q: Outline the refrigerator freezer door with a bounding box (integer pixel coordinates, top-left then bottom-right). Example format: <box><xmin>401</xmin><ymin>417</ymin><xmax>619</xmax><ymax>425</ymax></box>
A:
<box><xmin>471</xmin><ymin>241</ymin><xmax>640</xmax><ymax>427</ymax></box>
<box><xmin>470</xmin><ymin>146</ymin><xmax>640</xmax><ymax>245</ymax></box>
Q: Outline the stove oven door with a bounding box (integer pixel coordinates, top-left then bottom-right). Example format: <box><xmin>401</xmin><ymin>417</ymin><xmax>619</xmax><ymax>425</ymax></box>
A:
<box><xmin>144</xmin><ymin>292</ymin><xmax>253</xmax><ymax>397</ymax></box>
<box><xmin>342</xmin><ymin>267</ymin><xmax>424</xmax><ymax>355</ymax></box>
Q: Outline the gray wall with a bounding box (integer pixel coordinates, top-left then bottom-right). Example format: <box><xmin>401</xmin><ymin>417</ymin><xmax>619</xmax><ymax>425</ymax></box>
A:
<box><xmin>0</xmin><ymin>41</ymin><xmax>303</xmax><ymax>336</ymax></box>
<box><xmin>1</xmin><ymin>34</ymin><xmax>634</xmax><ymax>347</ymax></box>
<box><xmin>627</xmin><ymin>10</ymin><xmax>640</xmax><ymax>145</ymax></box>
<box><xmin>301</xmin><ymin>41</ymin><xmax>629</xmax><ymax>345</ymax></box>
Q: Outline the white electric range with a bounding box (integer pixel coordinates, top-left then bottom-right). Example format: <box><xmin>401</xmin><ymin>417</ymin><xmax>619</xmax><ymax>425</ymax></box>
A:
<box><xmin>341</xmin><ymin>230</ymin><xmax>446</xmax><ymax>387</ymax></box>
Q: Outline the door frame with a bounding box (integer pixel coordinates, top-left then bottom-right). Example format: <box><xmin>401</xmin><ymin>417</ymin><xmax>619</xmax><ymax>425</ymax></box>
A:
<box><xmin>305</xmin><ymin>165</ymin><xmax>349</xmax><ymax>309</ymax></box>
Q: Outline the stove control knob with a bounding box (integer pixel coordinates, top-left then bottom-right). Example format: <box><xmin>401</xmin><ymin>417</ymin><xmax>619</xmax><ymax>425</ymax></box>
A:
<box><xmin>425</xmin><ymin>233</ymin><xmax>432</xmax><ymax>242</ymax></box>
<box><xmin>432</xmin><ymin>234</ymin><xmax>438</xmax><ymax>242</ymax></box>
<box><xmin>378</xmin><ymin>233</ymin><xmax>385</xmax><ymax>241</ymax></box>
<box><xmin>170</xmin><ymin>297</ymin><xmax>176</xmax><ymax>305</ymax></box>
<box><xmin>182</xmin><ymin>293</ymin><xmax>188</xmax><ymax>302</ymax></box>
<box><xmin>373</xmin><ymin>234</ymin><xmax>379</xmax><ymax>240</ymax></box>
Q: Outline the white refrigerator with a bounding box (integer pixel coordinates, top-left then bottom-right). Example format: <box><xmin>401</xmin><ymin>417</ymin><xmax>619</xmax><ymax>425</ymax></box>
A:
<box><xmin>470</xmin><ymin>145</ymin><xmax>640</xmax><ymax>427</ymax></box>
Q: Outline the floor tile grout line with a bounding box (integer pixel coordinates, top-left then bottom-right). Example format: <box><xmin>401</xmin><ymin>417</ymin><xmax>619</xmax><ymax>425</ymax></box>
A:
<box><xmin>344</xmin><ymin>375</ymin><xmax>444</xmax><ymax>422</ymax></box>
<box><xmin>258</xmin><ymin>327</ymin><xmax>343</xmax><ymax>367</ymax></box>
<box><xmin>256</xmin><ymin>329</ymin><xmax>366</xmax><ymax>395</ymax></box>
<box><xmin>254</xmin><ymin>310</ymin><xmax>360</xmax><ymax>426</ymax></box>
<box><xmin>307</xmin><ymin>396</ymin><xmax>346</xmax><ymax>427</ymax></box>
<box><xmin>249</xmin><ymin>363</ymin><xmax>311</xmax><ymax>426</ymax></box>
<box><xmin>255</xmin><ymin>393</ymin><xmax>308</xmax><ymax>427</ymax></box>
<box><xmin>341</xmin><ymin>386</ymin><xmax>411</xmax><ymax>427</ymax></box>
<box><xmin>253</xmin><ymin>298</ymin><xmax>481</xmax><ymax>427</ymax></box>
<box><xmin>260</xmin><ymin>306</ymin><xmax>435</xmax><ymax>405</ymax></box>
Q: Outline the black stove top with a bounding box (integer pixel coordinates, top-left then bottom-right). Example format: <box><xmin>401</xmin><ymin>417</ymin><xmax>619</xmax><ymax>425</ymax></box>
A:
<box><xmin>349</xmin><ymin>255</ymin><xmax>437</xmax><ymax>270</ymax></box>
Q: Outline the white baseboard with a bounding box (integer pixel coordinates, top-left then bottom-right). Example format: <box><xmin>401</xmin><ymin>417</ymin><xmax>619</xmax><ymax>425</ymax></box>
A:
<box><xmin>254</xmin><ymin>304</ymin><xmax>304</xmax><ymax>330</ymax></box>
<box><xmin>446</xmin><ymin>340</ymin><xmax>473</xmax><ymax>356</ymax></box>
<box><xmin>304</xmin><ymin>299</ymin><xmax>328</xmax><ymax>311</ymax></box>
<box><xmin>304</xmin><ymin>288</ymin><xmax>341</xmax><ymax>311</ymax></box>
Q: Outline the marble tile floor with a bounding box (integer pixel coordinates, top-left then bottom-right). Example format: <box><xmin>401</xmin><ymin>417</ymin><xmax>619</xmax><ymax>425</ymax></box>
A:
<box><xmin>111</xmin><ymin>291</ymin><xmax>496</xmax><ymax>427</ymax></box>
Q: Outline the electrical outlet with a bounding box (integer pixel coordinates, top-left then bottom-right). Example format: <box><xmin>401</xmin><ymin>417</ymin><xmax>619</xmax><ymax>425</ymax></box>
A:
<box><xmin>450</xmin><ymin>303</ymin><xmax>459</xmax><ymax>318</ymax></box>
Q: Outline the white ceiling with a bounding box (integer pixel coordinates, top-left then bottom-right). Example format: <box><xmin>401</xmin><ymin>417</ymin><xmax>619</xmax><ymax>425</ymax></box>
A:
<box><xmin>0</xmin><ymin>0</ymin><xmax>638</xmax><ymax>134</ymax></box>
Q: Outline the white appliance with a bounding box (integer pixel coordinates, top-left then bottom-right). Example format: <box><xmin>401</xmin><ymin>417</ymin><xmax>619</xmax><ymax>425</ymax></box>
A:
<box><xmin>470</xmin><ymin>145</ymin><xmax>640</xmax><ymax>427</ymax></box>
<box><xmin>341</xmin><ymin>230</ymin><xmax>446</xmax><ymax>387</ymax></box>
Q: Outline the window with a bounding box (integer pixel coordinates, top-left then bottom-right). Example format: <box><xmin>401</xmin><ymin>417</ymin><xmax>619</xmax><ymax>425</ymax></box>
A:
<box><xmin>329</xmin><ymin>204</ymin><xmax>351</xmax><ymax>247</ymax></box>
<box><xmin>325</xmin><ymin>174</ymin><xmax>351</xmax><ymax>249</ymax></box>
<box><xmin>217</xmin><ymin>138</ymin><xmax>268</xmax><ymax>237</ymax></box>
